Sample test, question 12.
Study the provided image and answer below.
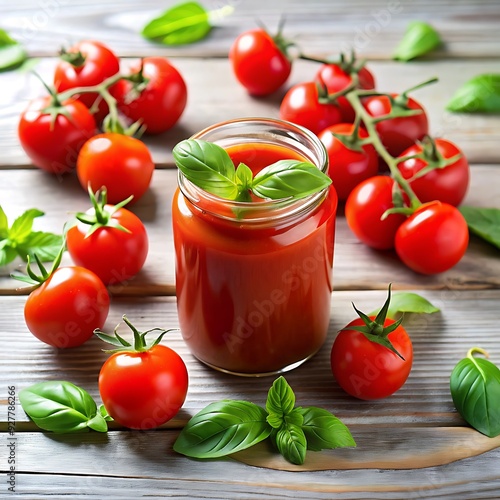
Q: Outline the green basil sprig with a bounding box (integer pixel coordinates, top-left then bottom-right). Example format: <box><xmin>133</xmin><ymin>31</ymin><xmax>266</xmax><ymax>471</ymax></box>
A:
<box><xmin>173</xmin><ymin>139</ymin><xmax>332</xmax><ymax>202</ymax></box>
<box><xmin>450</xmin><ymin>348</ymin><xmax>500</xmax><ymax>438</ymax></box>
<box><xmin>174</xmin><ymin>376</ymin><xmax>355</xmax><ymax>465</ymax></box>
<box><xmin>0</xmin><ymin>206</ymin><xmax>62</xmax><ymax>268</ymax></box>
<box><xmin>446</xmin><ymin>74</ymin><xmax>500</xmax><ymax>114</ymax></box>
<box><xmin>393</xmin><ymin>21</ymin><xmax>441</xmax><ymax>62</ymax></box>
<box><xmin>141</xmin><ymin>1</ymin><xmax>233</xmax><ymax>46</ymax></box>
<box><xmin>0</xmin><ymin>28</ymin><xmax>27</xmax><ymax>71</ymax></box>
<box><xmin>19</xmin><ymin>381</ymin><xmax>111</xmax><ymax>433</ymax></box>
<box><xmin>459</xmin><ymin>206</ymin><xmax>500</xmax><ymax>250</ymax></box>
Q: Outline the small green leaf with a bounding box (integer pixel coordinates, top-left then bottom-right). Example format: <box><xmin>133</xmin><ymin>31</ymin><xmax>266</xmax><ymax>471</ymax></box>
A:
<box><xmin>299</xmin><ymin>407</ymin><xmax>356</xmax><ymax>451</ymax></box>
<box><xmin>19</xmin><ymin>381</ymin><xmax>108</xmax><ymax>433</ymax></box>
<box><xmin>15</xmin><ymin>231</ymin><xmax>63</xmax><ymax>262</ymax></box>
<box><xmin>9</xmin><ymin>209</ymin><xmax>44</xmax><ymax>242</ymax></box>
<box><xmin>0</xmin><ymin>206</ymin><xmax>8</xmax><ymax>238</ymax></box>
<box><xmin>446</xmin><ymin>74</ymin><xmax>500</xmax><ymax>114</ymax></box>
<box><xmin>173</xmin><ymin>400</ymin><xmax>271</xmax><ymax>458</ymax></box>
<box><xmin>274</xmin><ymin>423</ymin><xmax>307</xmax><ymax>465</ymax></box>
<box><xmin>0</xmin><ymin>244</ymin><xmax>17</xmax><ymax>267</ymax></box>
<box><xmin>141</xmin><ymin>1</ymin><xmax>212</xmax><ymax>46</ymax></box>
<box><xmin>235</xmin><ymin>162</ymin><xmax>253</xmax><ymax>201</ymax></box>
<box><xmin>393</xmin><ymin>21</ymin><xmax>441</xmax><ymax>62</ymax></box>
<box><xmin>251</xmin><ymin>160</ymin><xmax>332</xmax><ymax>200</ymax></box>
<box><xmin>370</xmin><ymin>292</ymin><xmax>440</xmax><ymax>319</ymax></box>
<box><xmin>0</xmin><ymin>28</ymin><xmax>28</xmax><ymax>71</ymax></box>
<box><xmin>450</xmin><ymin>347</ymin><xmax>500</xmax><ymax>437</ymax></box>
<box><xmin>266</xmin><ymin>376</ymin><xmax>296</xmax><ymax>417</ymax></box>
<box><xmin>459</xmin><ymin>206</ymin><xmax>500</xmax><ymax>249</ymax></box>
<box><xmin>173</xmin><ymin>139</ymin><xmax>239</xmax><ymax>200</ymax></box>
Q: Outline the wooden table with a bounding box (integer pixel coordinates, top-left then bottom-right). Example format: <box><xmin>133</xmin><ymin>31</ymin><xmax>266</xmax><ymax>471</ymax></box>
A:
<box><xmin>1</xmin><ymin>1</ymin><xmax>500</xmax><ymax>498</ymax></box>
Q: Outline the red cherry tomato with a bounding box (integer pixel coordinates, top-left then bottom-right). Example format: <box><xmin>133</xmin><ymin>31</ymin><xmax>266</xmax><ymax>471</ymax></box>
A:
<box><xmin>54</xmin><ymin>40</ymin><xmax>123</xmax><ymax>123</ymax></box>
<box><xmin>331</xmin><ymin>316</ymin><xmax>413</xmax><ymax>400</ymax></box>
<box><xmin>280</xmin><ymin>81</ymin><xmax>342</xmax><ymax>135</ymax></box>
<box><xmin>318</xmin><ymin>123</ymin><xmax>378</xmax><ymax>201</ymax></box>
<box><xmin>229</xmin><ymin>28</ymin><xmax>292</xmax><ymax>96</ymax></box>
<box><xmin>99</xmin><ymin>344</ymin><xmax>188</xmax><ymax>429</ymax></box>
<box><xmin>395</xmin><ymin>201</ymin><xmax>469</xmax><ymax>275</ymax></box>
<box><xmin>345</xmin><ymin>175</ymin><xmax>406</xmax><ymax>250</ymax></box>
<box><xmin>24</xmin><ymin>266</ymin><xmax>110</xmax><ymax>348</ymax></box>
<box><xmin>397</xmin><ymin>138</ymin><xmax>470</xmax><ymax>207</ymax></box>
<box><xmin>66</xmin><ymin>202</ymin><xmax>149</xmax><ymax>286</ymax></box>
<box><xmin>77</xmin><ymin>133</ymin><xmax>154</xmax><ymax>204</ymax></box>
<box><xmin>18</xmin><ymin>96</ymin><xmax>96</xmax><ymax>175</ymax></box>
<box><xmin>316</xmin><ymin>63</ymin><xmax>375</xmax><ymax>122</ymax></box>
<box><xmin>364</xmin><ymin>94</ymin><xmax>429</xmax><ymax>158</ymax></box>
<box><xmin>118</xmin><ymin>57</ymin><xmax>187</xmax><ymax>134</ymax></box>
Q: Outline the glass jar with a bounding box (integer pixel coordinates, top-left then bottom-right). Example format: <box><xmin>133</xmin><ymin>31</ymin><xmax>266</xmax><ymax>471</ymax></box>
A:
<box><xmin>172</xmin><ymin>118</ymin><xmax>337</xmax><ymax>376</ymax></box>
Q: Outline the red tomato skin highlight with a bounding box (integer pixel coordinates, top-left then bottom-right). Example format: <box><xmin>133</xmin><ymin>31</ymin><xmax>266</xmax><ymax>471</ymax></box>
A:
<box><xmin>230</xmin><ymin>29</ymin><xmax>292</xmax><ymax>96</ymax></box>
<box><xmin>395</xmin><ymin>202</ymin><xmax>469</xmax><ymax>275</ymax></box>
<box><xmin>24</xmin><ymin>266</ymin><xmax>110</xmax><ymax>348</ymax></box>
<box><xmin>331</xmin><ymin>317</ymin><xmax>413</xmax><ymax>400</ymax></box>
<box><xmin>76</xmin><ymin>133</ymin><xmax>155</xmax><ymax>204</ymax></box>
<box><xmin>99</xmin><ymin>345</ymin><xmax>188</xmax><ymax>430</ymax></box>
<box><xmin>18</xmin><ymin>97</ymin><xmax>96</xmax><ymax>175</ymax></box>
<box><xmin>397</xmin><ymin>139</ymin><xmax>470</xmax><ymax>207</ymax></box>
<box><xmin>66</xmin><ymin>206</ymin><xmax>149</xmax><ymax>285</ymax></box>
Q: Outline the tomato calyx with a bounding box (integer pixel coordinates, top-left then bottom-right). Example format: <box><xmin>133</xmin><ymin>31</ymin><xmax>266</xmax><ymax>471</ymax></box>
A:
<box><xmin>344</xmin><ymin>284</ymin><xmax>405</xmax><ymax>360</ymax></box>
<box><xmin>59</xmin><ymin>47</ymin><xmax>86</xmax><ymax>68</ymax></box>
<box><xmin>300</xmin><ymin>50</ymin><xmax>368</xmax><ymax>78</ymax></box>
<box><xmin>327</xmin><ymin>117</ymin><xmax>371</xmax><ymax>153</ymax></box>
<box><xmin>11</xmin><ymin>242</ymin><xmax>65</xmax><ymax>288</ymax></box>
<box><xmin>94</xmin><ymin>315</ymin><xmax>178</xmax><ymax>353</ymax></box>
<box><xmin>74</xmin><ymin>186</ymin><xmax>133</xmax><ymax>237</ymax></box>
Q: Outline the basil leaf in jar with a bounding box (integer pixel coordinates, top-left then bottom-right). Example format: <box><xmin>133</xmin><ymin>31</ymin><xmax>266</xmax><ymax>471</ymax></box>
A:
<box><xmin>19</xmin><ymin>381</ymin><xmax>109</xmax><ymax>433</ymax></box>
<box><xmin>450</xmin><ymin>347</ymin><xmax>500</xmax><ymax>438</ymax></box>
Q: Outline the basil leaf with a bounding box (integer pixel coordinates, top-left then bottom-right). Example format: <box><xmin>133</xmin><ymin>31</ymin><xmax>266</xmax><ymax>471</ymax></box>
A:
<box><xmin>173</xmin><ymin>139</ymin><xmax>239</xmax><ymax>199</ymax></box>
<box><xmin>173</xmin><ymin>400</ymin><xmax>271</xmax><ymax>458</ymax></box>
<box><xmin>450</xmin><ymin>348</ymin><xmax>500</xmax><ymax>438</ymax></box>
<box><xmin>446</xmin><ymin>74</ymin><xmax>500</xmax><ymax>114</ymax></box>
<box><xmin>393</xmin><ymin>21</ymin><xmax>441</xmax><ymax>62</ymax></box>
<box><xmin>0</xmin><ymin>28</ymin><xmax>27</xmax><ymax>71</ymax></box>
<box><xmin>0</xmin><ymin>206</ymin><xmax>8</xmax><ymax>238</ymax></box>
<box><xmin>9</xmin><ymin>208</ymin><xmax>44</xmax><ymax>242</ymax></box>
<box><xmin>19</xmin><ymin>381</ymin><xmax>108</xmax><ymax>433</ymax></box>
<box><xmin>275</xmin><ymin>423</ymin><xmax>307</xmax><ymax>465</ymax></box>
<box><xmin>0</xmin><ymin>244</ymin><xmax>17</xmax><ymax>267</ymax></box>
<box><xmin>251</xmin><ymin>160</ymin><xmax>332</xmax><ymax>200</ymax></box>
<box><xmin>299</xmin><ymin>407</ymin><xmax>356</xmax><ymax>451</ymax></box>
<box><xmin>266</xmin><ymin>376</ymin><xmax>296</xmax><ymax>419</ymax></box>
<box><xmin>370</xmin><ymin>292</ymin><xmax>440</xmax><ymax>319</ymax></box>
<box><xmin>141</xmin><ymin>1</ymin><xmax>211</xmax><ymax>45</ymax></box>
<box><xmin>459</xmin><ymin>206</ymin><xmax>500</xmax><ymax>249</ymax></box>
<box><xmin>15</xmin><ymin>231</ymin><xmax>63</xmax><ymax>262</ymax></box>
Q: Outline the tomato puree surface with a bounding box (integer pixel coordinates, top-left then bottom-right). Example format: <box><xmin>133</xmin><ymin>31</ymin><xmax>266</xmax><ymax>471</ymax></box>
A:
<box><xmin>173</xmin><ymin>141</ymin><xmax>337</xmax><ymax>374</ymax></box>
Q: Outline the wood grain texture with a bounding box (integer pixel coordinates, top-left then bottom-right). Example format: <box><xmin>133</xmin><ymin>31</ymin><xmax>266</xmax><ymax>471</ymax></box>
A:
<box><xmin>2</xmin><ymin>0</ymin><xmax>500</xmax><ymax>59</ymax></box>
<box><xmin>1</xmin><ymin>166</ymin><xmax>499</xmax><ymax>295</ymax></box>
<box><xmin>2</xmin><ymin>58</ymin><xmax>500</xmax><ymax>166</ymax></box>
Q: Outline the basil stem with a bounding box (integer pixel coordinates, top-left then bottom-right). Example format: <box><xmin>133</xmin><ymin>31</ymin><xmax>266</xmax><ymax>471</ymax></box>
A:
<box><xmin>19</xmin><ymin>381</ymin><xmax>109</xmax><ymax>433</ymax></box>
<box><xmin>450</xmin><ymin>347</ymin><xmax>500</xmax><ymax>438</ymax></box>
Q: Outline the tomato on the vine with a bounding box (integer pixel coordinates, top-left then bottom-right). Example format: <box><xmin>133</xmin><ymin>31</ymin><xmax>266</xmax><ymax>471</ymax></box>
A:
<box><xmin>118</xmin><ymin>57</ymin><xmax>187</xmax><ymax>134</ymax></box>
<box><xmin>316</xmin><ymin>63</ymin><xmax>375</xmax><ymax>122</ymax></box>
<box><xmin>77</xmin><ymin>133</ymin><xmax>154</xmax><ymax>204</ymax></box>
<box><xmin>345</xmin><ymin>175</ymin><xmax>406</xmax><ymax>250</ymax></box>
<box><xmin>96</xmin><ymin>316</ymin><xmax>188</xmax><ymax>430</ymax></box>
<box><xmin>22</xmin><ymin>253</ymin><xmax>110</xmax><ymax>348</ymax></box>
<box><xmin>18</xmin><ymin>96</ymin><xmax>96</xmax><ymax>175</ymax></box>
<box><xmin>54</xmin><ymin>40</ymin><xmax>123</xmax><ymax>123</ymax></box>
<box><xmin>331</xmin><ymin>286</ymin><xmax>413</xmax><ymax>400</ymax></box>
<box><xmin>66</xmin><ymin>188</ymin><xmax>149</xmax><ymax>285</ymax></box>
<box><xmin>397</xmin><ymin>138</ymin><xmax>469</xmax><ymax>207</ymax></box>
<box><xmin>318</xmin><ymin>123</ymin><xmax>378</xmax><ymax>201</ymax></box>
<box><xmin>280</xmin><ymin>81</ymin><xmax>342</xmax><ymax>135</ymax></box>
<box><xmin>394</xmin><ymin>201</ymin><xmax>469</xmax><ymax>275</ymax></box>
<box><xmin>229</xmin><ymin>28</ymin><xmax>292</xmax><ymax>96</ymax></box>
<box><xmin>363</xmin><ymin>93</ymin><xmax>429</xmax><ymax>158</ymax></box>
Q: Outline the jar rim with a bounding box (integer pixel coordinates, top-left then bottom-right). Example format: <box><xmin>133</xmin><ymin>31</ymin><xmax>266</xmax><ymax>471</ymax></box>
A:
<box><xmin>177</xmin><ymin>117</ymin><xmax>330</xmax><ymax>224</ymax></box>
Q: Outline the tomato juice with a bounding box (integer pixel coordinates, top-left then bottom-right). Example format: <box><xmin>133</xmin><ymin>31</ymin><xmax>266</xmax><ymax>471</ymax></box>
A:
<box><xmin>172</xmin><ymin>119</ymin><xmax>337</xmax><ymax>375</ymax></box>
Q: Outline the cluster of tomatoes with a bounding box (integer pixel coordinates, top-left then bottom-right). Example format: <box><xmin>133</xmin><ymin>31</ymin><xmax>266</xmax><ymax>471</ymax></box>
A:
<box><xmin>18</xmin><ymin>39</ymin><xmax>187</xmax><ymax>203</ymax></box>
<box><xmin>16</xmin><ymin>40</ymin><xmax>190</xmax><ymax>430</ymax></box>
<box><xmin>230</xmin><ymin>28</ymin><xmax>470</xmax><ymax>276</ymax></box>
